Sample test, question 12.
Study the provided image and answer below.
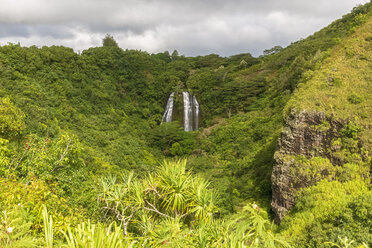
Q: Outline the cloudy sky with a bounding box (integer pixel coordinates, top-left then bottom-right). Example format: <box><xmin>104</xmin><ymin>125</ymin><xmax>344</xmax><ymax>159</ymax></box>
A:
<box><xmin>0</xmin><ymin>0</ymin><xmax>368</xmax><ymax>56</ymax></box>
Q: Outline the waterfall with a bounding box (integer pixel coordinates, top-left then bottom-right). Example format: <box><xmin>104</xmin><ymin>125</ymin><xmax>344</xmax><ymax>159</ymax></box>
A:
<box><xmin>182</xmin><ymin>92</ymin><xmax>193</xmax><ymax>131</ymax></box>
<box><xmin>162</xmin><ymin>92</ymin><xmax>200</xmax><ymax>131</ymax></box>
<box><xmin>193</xmin><ymin>95</ymin><xmax>199</xmax><ymax>130</ymax></box>
<box><xmin>162</xmin><ymin>92</ymin><xmax>174</xmax><ymax>123</ymax></box>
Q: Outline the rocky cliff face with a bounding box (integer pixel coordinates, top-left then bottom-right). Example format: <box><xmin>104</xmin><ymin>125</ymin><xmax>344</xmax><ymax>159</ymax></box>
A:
<box><xmin>271</xmin><ymin>109</ymin><xmax>345</xmax><ymax>223</ymax></box>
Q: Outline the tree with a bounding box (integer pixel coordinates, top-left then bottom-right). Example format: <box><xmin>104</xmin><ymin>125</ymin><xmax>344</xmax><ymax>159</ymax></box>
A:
<box><xmin>263</xmin><ymin>45</ymin><xmax>283</xmax><ymax>56</ymax></box>
<box><xmin>102</xmin><ymin>34</ymin><xmax>119</xmax><ymax>47</ymax></box>
<box><xmin>0</xmin><ymin>97</ymin><xmax>25</xmax><ymax>138</ymax></box>
<box><xmin>171</xmin><ymin>50</ymin><xmax>179</xmax><ymax>61</ymax></box>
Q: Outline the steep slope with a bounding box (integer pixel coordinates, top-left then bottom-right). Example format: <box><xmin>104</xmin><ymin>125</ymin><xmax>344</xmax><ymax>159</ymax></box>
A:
<box><xmin>269</xmin><ymin>8</ymin><xmax>372</xmax><ymax>247</ymax></box>
<box><xmin>0</xmin><ymin>2</ymin><xmax>371</xmax><ymax>247</ymax></box>
<box><xmin>272</xmin><ymin>12</ymin><xmax>372</xmax><ymax>223</ymax></box>
<box><xmin>187</xmin><ymin>2</ymin><xmax>372</xmax><ymax>213</ymax></box>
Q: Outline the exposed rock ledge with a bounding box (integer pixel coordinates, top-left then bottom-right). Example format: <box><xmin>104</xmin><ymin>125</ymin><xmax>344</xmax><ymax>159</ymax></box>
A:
<box><xmin>271</xmin><ymin>109</ymin><xmax>345</xmax><ymax>223</ymax></box>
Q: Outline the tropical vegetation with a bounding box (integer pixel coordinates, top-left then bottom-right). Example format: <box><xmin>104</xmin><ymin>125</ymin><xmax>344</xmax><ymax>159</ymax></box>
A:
<box><xmin>0</xmin><ymin>2</ymin><xmax>371</xmax><ymax>247</ymax></box>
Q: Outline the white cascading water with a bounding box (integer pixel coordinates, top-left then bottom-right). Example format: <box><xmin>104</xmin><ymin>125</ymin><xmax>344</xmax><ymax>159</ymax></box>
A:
<box><xmin>162</xmin><ymin>92</ymin><xmax>175</xmax><ymax>123</ymax></box>
<box><xmin>182</xmin><ymin>92</ymin><xmax>193</xmax><ymax>131</ymax></box>
<box><xmin>162</xmin><ymin>92</ymin><xmax>200</xmax><ymax>131</ymax></box>
<box><xmin>193</xmin><ymin>95</ymin><xmax>199</xmax><ymax>131</ymax></box>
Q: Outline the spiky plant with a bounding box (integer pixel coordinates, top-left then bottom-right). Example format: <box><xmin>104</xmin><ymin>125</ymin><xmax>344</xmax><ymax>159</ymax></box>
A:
<box><xmin>62</xmin><ymin>220</ymin><xmax>137</xmax><ymax>248</ymax></box>
<box><xmin>97</xmin><ymin>159</ymin><xmax>217</xmax><ymax>242</ymax></box>
<box><xmin>42</xmin><ymin>205</ymin><xmax>54</xmax><ymax>248</ymax></box>
<box><xmin>324</xmin><ymin>236</ymin><xmax>369</xmax><ymax>248</ymax></box>
<box><xmin>227</xmin><ymin>204</ymin><xmax>291</xmax><ymax>248</ymax></box>
<box><xmin>155</xmin><ymin>160</ymin><xmax>192</xmax><ymax>216</ymax></box>
<box><xmin>189</xmin><ymin>177</ymin><xmax>215</xmax><ymax>221</ymax></box>
<box><xmin>148</xmin><ymin>217</ymin><xmax>189</xmax><ymax>248</ymax></box>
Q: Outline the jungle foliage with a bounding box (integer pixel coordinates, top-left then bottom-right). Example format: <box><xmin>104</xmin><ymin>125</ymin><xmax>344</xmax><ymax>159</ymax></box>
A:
<box><xmin>0</xmin><ymin>2</ymin><xmax>371</xmax><ymax>247</ymax></box>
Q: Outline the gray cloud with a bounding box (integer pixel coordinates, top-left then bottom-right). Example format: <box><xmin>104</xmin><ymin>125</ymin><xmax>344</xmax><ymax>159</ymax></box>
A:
<box><xmin>0</xmin><ymin>24</ymin><xmax>74</xmax><ymax>39</ymax></box>
<box><xmin>0</xmin><ymin>0</ymin><xmax>368</xmax><ymax>56</ymax></box>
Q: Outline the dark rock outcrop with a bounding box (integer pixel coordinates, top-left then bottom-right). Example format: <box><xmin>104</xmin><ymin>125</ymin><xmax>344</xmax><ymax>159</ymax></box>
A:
<box><xmin>271</xmin><ymin>109</ymin><xmax>345</xmax><ymax>223</ymax></box>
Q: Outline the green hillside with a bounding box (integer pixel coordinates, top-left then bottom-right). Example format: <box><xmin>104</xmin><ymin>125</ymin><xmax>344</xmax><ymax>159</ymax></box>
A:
<box><xmin>0</xmin><ymin>2</ymin><xmax>371</xmax><ymax>247</ymax></box>
<box><xmin>286</xmin><ymin>15</ymin><xmax>372</xmax><ymax>148</ymax></box>
<box><xmin>277</xmin><ymin>15</ymin><xmax>372</xmax><ymax>247</ymax></box>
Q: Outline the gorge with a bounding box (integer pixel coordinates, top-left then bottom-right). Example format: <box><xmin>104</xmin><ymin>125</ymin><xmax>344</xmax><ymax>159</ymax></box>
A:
<box><xmin>0</xmin><ymin>2</ymin><xmax>371</xmax><ymax>246</ymax></box>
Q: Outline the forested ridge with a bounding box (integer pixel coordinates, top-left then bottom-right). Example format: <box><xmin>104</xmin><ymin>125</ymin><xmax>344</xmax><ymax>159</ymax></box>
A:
<box><xmin>0</xmin><ymin>2</ymin><xmax>371</xmax><ymax>247</ymax></box>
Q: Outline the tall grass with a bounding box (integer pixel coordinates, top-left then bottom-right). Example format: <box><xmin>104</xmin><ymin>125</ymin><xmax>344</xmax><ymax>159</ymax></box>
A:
<box><xmin>42</xmin><ymin>205</ymin><xmax>54</xmax><ymax>248</ymax></box>
<box><xmin>62</xmin><ymin>221</ymin><xmax>137</xmax><ymax>248</ymax></box>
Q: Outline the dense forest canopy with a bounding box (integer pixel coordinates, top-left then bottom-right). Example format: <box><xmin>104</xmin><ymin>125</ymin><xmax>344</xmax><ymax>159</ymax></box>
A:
<box><xmin>0</xmin><ymin>2</ymin><xmax>371</xmax><ymax>247</ymax></box>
